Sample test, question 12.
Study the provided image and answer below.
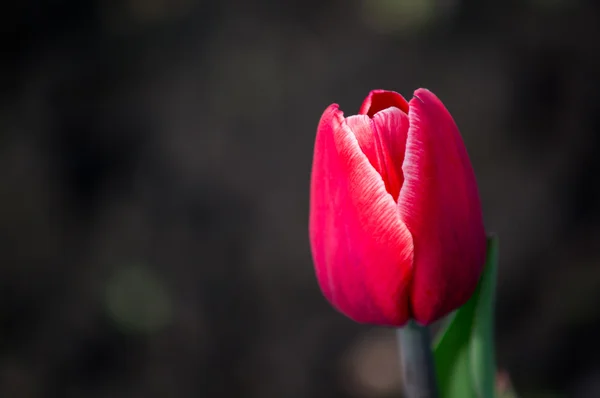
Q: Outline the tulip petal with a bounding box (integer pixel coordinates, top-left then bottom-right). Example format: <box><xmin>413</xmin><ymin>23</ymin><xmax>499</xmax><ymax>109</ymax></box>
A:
<box><xmin>359</xmin><ymin>89</ymin><xmax>409</xmax><ymax>117</ymax></box>
<box><xmin>399</xmin><ymin>89</ymin><xmax>487</xmax><ymax>324</ymax></box>
<box><xmin>346</xmin><ymin>107</ymin><xmax>408</xmax><ymax>200</ymax></box>
<box><xmin>309</xmin><ymin>104</ymin><xmax>414</xmax><ymax>325</ymax></box>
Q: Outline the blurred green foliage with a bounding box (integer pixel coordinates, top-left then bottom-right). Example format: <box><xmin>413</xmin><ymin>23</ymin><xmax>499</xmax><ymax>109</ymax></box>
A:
<box><xmin>106</xmin><ymin>264</ymin><xmax>172</xmax><ymax>334</ymax></box>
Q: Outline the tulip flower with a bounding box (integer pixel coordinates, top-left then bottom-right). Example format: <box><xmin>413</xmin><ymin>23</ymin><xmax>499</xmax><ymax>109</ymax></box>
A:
<box><xmin>309</xmin><ymin>88</ymin><xmax>486</xmax><ymax>326</ymax></box>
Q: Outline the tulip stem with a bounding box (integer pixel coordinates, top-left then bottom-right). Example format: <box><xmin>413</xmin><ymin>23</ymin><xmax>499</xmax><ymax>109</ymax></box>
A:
<box><xmin>397</xmin><ymin>321</ymin><xmax>439</xmax><ymax>398</ymax></box>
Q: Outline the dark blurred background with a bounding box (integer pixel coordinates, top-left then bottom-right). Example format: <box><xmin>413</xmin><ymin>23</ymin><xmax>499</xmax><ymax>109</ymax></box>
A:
<box><xmin>2</xmin><ymin>0</ymin><xmax>600</xmax><ymax>397</ymax></box>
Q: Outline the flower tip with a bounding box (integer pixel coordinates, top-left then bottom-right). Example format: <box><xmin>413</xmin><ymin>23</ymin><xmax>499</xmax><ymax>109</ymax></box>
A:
<box><xmin>359</xmin><ymin>90</ymin><xmax>409</xmax><ymax>117</ymax></box>
<box><xmin>323</xmin><ymin>103</ymin><xmax>340</xmax><ymax>114</ymax></box>
<box><xmin>317</xmin><ymin>103</ymin><xmax>345</xmax><ymax>127</ymax></box>
<box><xmin>411</xmin><ymin>88</ymin><xmax>435</xmax><ymax>102</ymax></box>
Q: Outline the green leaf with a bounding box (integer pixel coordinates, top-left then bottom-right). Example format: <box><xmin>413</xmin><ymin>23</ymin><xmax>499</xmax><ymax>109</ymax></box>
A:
<box><xmin>433</xmin><ymin>235</ymin><xmax>499</xmax><ymax>398</ymax></box>
<box><xmin>470</xmin><ymin>236</ymin><xmax>499</xmax><ymax>398</ymax></box>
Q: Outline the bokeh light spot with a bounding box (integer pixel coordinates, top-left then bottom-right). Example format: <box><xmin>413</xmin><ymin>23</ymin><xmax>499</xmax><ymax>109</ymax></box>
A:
<box><xmin>106</xmin><ymin>264</ymin><xmax>173</xmax><ymax>334</ymax></box>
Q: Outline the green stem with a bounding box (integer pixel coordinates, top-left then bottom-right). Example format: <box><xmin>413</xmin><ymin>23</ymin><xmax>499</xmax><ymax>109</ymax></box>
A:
<box><xmin>397</xmin><ymin>321</ymin><xmax>439</xmax><ymax>398</ymax></box>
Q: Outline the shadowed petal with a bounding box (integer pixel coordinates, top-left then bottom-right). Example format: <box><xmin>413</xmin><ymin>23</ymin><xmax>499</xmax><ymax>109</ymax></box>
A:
<box><xmin>359</xmin><ymin>89</ymin><xmax>410</xmax><ymax>116</ymax></box>
<box><xmin>346</xmin><ymin>107</ymin><xmax>409</xmax><ymax>201</ymax></box>
<box><xmin>309</xmin><ymin>104</ymin><xmax>414</xmax><ymax>325</ymax></box>
<box><xmin>399</xmin><ymin>89</ymin><xmax>487</xmax><ymax>324</ymax></box>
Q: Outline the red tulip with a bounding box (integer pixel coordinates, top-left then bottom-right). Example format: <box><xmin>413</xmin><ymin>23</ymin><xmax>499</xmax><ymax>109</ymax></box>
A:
<box><xmin>309</xmin><ymin>89</ymin><xmax>486</xmax><ymax>326</ymax></box>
